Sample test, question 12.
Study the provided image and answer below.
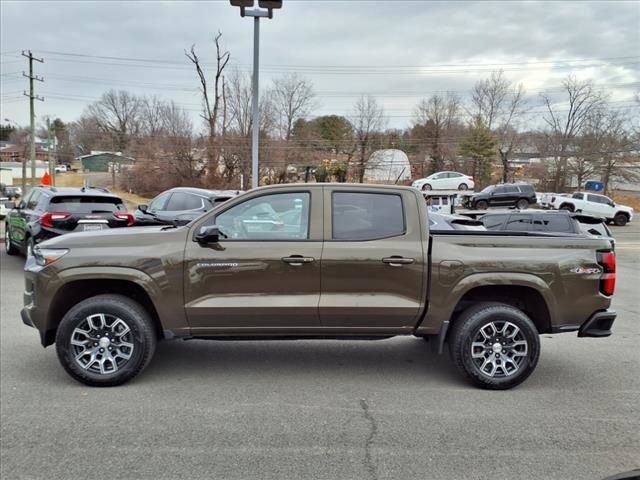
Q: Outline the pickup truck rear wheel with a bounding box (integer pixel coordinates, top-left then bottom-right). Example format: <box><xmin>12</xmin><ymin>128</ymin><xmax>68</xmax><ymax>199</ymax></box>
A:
<box><xmin>55</xmin><ymin>294</ymin><xmax>157</xmax><ymax>387</ymax></box>
<box><xmin>448</xmin><ymin>302</ymin><xmax>540</xmax><ymax>390</ymax></box>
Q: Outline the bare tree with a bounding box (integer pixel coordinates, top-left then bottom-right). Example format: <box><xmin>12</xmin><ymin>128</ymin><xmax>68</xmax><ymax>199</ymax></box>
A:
<box><xmin>471</xmin><ymin>71</ymin><xmax>527</xmax><ymax>182</ymax></box>
<box><xmin>352</xmin><ymin>95</ymin><xmax>385</xmax><ymax>182</ymax></box>
<box><xmin>413</xmin><ymin>93</ymin><xmax>460</xmax><ymax>174</ymax></box>
<box><xmin>269</xmin><ymin>73</ymin><xmax>316</xmax><ymax>141</ymax></box>
<box><xmin>541</xmin><ymin>76</ymin><xmax>606</xmax><ymax>191</ymax></box>
<box><xmin>185</xmin><ymin>31</ymin><xmax>230</xmax><ymax>180</ymax></box>
<box><xmin>87</xmin><ymin>89</ymin><xmax>142</xmax><ymax>152</ymax></box>
<box><xmin>587</xmin><ymin>108</ymin><xmax>639</xmax><ymax>193</ymax></box>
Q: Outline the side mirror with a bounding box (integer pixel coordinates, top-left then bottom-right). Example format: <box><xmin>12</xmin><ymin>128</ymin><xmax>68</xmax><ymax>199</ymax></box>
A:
<box><xmin>4</xmin><ymin>201</ymin><xmax>15</xmax><ymax>209</ymax></box>
<box><xmin>195</xmin><ymin>225</ymin><xmax>221</xmax><ymax>244</ymax></box>
<box><xmin>138</xmin><ymin>204</ymin><xmax>148</xmax><ymax>213</ymax></box>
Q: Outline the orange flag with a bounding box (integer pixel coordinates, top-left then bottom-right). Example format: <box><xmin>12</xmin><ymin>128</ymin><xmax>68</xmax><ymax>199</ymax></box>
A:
<box><xmin>41</xmin><ymin>171</ymin><xmax>51</xmax><ymax>186</ymax></box>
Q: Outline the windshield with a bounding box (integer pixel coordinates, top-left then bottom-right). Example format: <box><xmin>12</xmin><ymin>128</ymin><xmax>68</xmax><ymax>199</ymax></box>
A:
<box><xmin>480</xmin><ymin>186</ymin><xmax>494</xmax><ymax>193</ymax></box>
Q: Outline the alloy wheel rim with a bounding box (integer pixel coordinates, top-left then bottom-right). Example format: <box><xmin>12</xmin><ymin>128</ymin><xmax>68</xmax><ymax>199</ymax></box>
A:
<box><xmin>71</xmin><ymin>313</ymin><xmax>135</xmax><ymax>375</ymax></box>
<box><xmin>470</xmin><ymin>321</ymin><xmax>528</xmax><ymax>378</ymax></box>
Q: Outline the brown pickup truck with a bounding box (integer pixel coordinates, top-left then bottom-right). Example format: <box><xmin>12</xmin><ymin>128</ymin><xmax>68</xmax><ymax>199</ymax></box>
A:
<box><xmin>20</xmin><ymin>184</ymin><xmax>617</xmax><ymax>389</ymax></box>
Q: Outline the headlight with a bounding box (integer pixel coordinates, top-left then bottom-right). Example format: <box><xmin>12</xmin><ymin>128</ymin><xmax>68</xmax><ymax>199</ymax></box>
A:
<box><xmin>32</xmin><ymin>247</ymin><xmax>69</xmax><ymax>267</ymax></box>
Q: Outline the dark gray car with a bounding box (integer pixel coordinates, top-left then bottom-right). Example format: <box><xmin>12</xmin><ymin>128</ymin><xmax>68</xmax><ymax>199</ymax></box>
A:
<box><xmin>134</xmin><ymin>187</ymin><xmax>241</xmax><ymax>226</ymax></box>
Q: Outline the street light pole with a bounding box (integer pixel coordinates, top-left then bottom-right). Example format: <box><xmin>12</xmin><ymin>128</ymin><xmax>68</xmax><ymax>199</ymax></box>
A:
<box><xmin>250</xmin><ymin>13</ymin><xmax>263</xmax><ymax>190</ymax></box>
<box><xmin>230</xmin><ymin>0</ymin><xmax>282</xmax><ymax>189</ymax></box>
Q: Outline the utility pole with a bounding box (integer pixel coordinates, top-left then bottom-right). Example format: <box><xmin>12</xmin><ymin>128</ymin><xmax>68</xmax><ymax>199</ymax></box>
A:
<box><xmin>46</xmin><ymin>117</ymin><xmax>55</xmax><ymax>186</ymax></box>
<box><xmin>22</xmin><ymin>50</ymin><xmax>44</xmax><ymax>191</ymax></box>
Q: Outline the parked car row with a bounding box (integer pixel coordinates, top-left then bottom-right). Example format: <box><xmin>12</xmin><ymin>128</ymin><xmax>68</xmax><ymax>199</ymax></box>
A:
<box><xmin>550</xmin><ymin>192</ymin><xmax>633</xmax><ymax>226</ymax></box>
<box><xmin>4</xmin><ymin>186</ymin><xmax>242</xmax><ymax>257</ymax></box>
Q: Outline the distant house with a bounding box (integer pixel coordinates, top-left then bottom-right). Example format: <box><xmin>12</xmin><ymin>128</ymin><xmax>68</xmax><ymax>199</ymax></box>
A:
<box><xmin>0</xmin><ymin>144</ymin><xmax>48</xmax><ymax>162</ymax></box>
<box><xmin>78</xmin><ymin>152</ymin><xmax>135</xmax><ymax>172</ymax></box>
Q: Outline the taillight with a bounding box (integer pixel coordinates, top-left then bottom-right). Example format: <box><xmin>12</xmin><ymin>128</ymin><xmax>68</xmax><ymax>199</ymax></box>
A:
<box><xmin>114</xmin><ymin>213</ymin><xmax>134</xmax><ymax>227</ymax></box>
<box><xmin>597</xmin><ymin>250</ymin><xmax>616</xmax><ymax>296</ymax></box>
<box><xmin>40</xmin><ymin>212</ymin><xmax>70</xmax><ymax>228</ymax></box>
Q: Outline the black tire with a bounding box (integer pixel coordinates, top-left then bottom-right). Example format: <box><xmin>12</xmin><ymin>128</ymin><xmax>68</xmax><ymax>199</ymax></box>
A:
<box><xmin>516</xmin><ymin>198</ymin><xmax>529</xmax><ymax>210</ymax></box>
<box><xmin>559</xmin><ymin>203</ymin><xmax>574</xmax><ymax>212</ymax></box>
<box><xmin>475</xmin><ymin>200</ymin><xmax>489</xmax><ymax>210</ymax></box>
<box><xmin>55</xmin><ymin>294</ymin><xmax>157</xmax><ymax>387</ymax></box>
<box><xmin>422</xmin><ymin>183</ymin><xmax>432</xmax><ymax>191</ymax></box>
<box><xmin>448</xmin><ymin>302</ymin><xmax>540</xmax><ymax>390</ymax></box>
<box><xmin>458</xmin><ymin>183</ymin><xmax>469</xmax><ymax>191</ymax></box>
<box><xmin>613</xmin><ymin>213</ymin><xmax>628</xmax><ymax>226</ymax></box>
<box><xmin>5</xmin><ymin>226</ymin><xmax>19</xmax><ymax>255</ymax></box>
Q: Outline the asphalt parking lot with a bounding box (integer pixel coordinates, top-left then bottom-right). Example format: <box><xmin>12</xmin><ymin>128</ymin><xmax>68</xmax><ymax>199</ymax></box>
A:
<box><xmin>1</xmin><ymin>226</ymin><xmax>639</xmax><ymax>480</ymax></box>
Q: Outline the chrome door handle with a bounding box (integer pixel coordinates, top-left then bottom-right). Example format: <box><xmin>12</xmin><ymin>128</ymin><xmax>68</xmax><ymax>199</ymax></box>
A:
<box><xmin>282</xmin><ymin>256</ymin><xmax>315</xmax><ymax>266</ymax></box>
<box><xmin>382</xmin><ymin>256</ymin><xmax>415</xmax><ymax>267</ymax></box>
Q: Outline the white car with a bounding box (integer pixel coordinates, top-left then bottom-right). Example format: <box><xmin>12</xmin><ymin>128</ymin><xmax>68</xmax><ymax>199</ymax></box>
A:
<box><xmin>55</xmin><ymin>164</ymin><xmax>68</xmax><ymax>173</ymax></box>
<box><xmin>552</xmin><ymin>192</ymin><xmax>633</xmax><ymax>226</ymax></box>
<box><xmin>412</xmin><ymin>171</ymin><xmax>474</xmax><ymax>191</ymax></box>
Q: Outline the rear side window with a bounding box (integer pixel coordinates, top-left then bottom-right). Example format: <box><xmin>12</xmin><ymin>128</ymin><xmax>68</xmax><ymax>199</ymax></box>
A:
<box><xmin>504</xmin><ymin>186</ymin><xmax>519</xmax><ymax>193</ymax></box>
<box><xmin>166</xmin><ymin>192</ymin><xmax>203</xmax><ymax>211</ymax></box>
<box><xmin>541</xmin><ymin>215</ymin><xmax>573</xmax><ymax>233</ymax></box>
<box><xmin>49</xmin><ymin>196</ymin><xmax>126</xmax><ymax>213</ymax></box>
<box><xmin>505</xmin><ymin>214</ymin><xmax>532</xmax><ymax>231</ymax></box>
<box><xmin>481</xmin><ymin>214</ymin><xmax>508</xmax><ymax>230</ymax></box>
<box><xmin>518</xmin><ymin>185</ymin><xmax>534</xmax><ymax>193</ymax></box>
<box><xmin>332</xmin><ymin>192</ymin><xmax>405</xmax><ymax>241</ymax></box>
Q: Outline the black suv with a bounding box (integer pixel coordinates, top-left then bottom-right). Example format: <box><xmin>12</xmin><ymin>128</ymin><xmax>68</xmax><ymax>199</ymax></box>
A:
<box><xmin>134</xmin><ymin>187</ymin><xmax>240</xmax><ymax>226</ymax></box>
<box><xmin>468</xmin><ymin>183</ymin><xmax>536</xmax><ymax>210</ymax></box>
<box><xmin>5</xmin><ymin>186</ymin><xmax>132</xmax><ymax>256</ymax></box>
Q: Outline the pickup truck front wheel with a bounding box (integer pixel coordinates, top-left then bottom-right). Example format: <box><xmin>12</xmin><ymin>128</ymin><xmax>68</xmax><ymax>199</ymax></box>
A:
<box><xmin>55</xmin><ymin>294</ymin><xmax>157</xmax><ymax>387</ymax></box>
<box><xmin>448</xmin><ymin>302</ymin><xmax>540</xmax><ymax>390</ymax></box>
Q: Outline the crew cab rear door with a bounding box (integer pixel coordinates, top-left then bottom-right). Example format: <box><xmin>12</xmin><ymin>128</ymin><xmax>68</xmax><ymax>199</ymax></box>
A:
<box><xmin>319</xmin><ymin>187</ymin><xmax>426</xmax><ymax>331</ymax></box>
<box><xmin>183</xmin><ymin>188</ymin><xmax>323</xmax><ymax>331</ymax></box>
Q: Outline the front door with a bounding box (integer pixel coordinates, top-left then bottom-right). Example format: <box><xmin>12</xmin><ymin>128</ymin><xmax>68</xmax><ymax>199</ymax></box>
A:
<box><xmin>184</xmin><ymin>189</ymin><xmax>323</xmax><ymax>333</ymax></box>
<box><xmin>319</xmin><ymin>188</ymin><xmax>426</xmax><ymax>332</ymax></box>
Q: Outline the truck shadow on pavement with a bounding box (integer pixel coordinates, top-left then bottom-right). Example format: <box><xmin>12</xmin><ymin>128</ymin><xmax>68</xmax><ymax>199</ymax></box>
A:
<box><xmin>140</xmin><ymin>337</ymin><xmax>464</xmax><ymax>386</ymax></box>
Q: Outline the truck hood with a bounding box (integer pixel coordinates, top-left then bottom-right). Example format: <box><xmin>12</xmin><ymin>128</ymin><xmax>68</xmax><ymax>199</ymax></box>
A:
<box><xmin>40</xmin><ymin>225</ymin><xmax>188</xmax><ymax>249</ymax></box>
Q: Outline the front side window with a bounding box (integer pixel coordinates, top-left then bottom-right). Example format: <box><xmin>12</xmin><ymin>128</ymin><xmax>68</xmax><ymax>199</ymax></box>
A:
<box><xmin>505</xmin><ymin>186</ymin><xmax>519</xmax><ymax>193</ymax></box>
<box><xmin>572</xmin><ymin>193</ymin><xmax>583</xmax><ymax>199</ymax></box>
<box><xmin>332</xmin><ymin>192</ymin><xmax>404</xmax><ymax>241</ymax></box>
<box><xmin>149</xmin><ymin>193</ymin><xmax>170</xmax><ymax>211</ymax></box>
<box><xmin>166</xmin><ymin>193</ymin><xmax>203</xmax><ymax>211</ymax></box>
<box><xmin>27</xmin><ymin>191</ymin><xmax>41</xmax><ymax>209</ymax></box>
<box><xmin>215</xmin><ymin>192</ymin><xmax>310</xmax><ymax>240</ymax></box>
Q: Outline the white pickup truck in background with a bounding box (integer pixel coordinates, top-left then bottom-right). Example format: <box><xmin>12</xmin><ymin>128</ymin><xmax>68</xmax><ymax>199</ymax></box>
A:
<box><xmin>551</xmin><ymin>192</ymin><xmax>634</xmax><ymax>226</ymax></box>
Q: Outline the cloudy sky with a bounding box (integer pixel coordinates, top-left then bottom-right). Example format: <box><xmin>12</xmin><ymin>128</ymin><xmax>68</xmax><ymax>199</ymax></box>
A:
<box><xmin>1</xmin><ymin>0</ymin><xmax>639</xmax><ymax>131</ymax></box>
